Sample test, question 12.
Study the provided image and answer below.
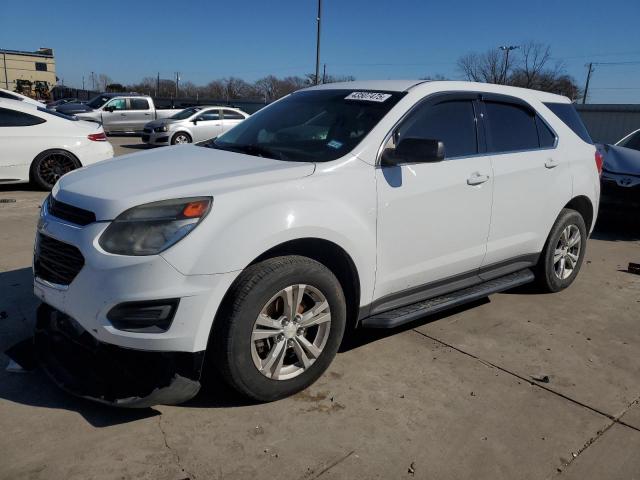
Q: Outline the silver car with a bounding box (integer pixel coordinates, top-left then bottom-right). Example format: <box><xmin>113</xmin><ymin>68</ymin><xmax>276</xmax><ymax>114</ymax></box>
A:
<box><xmin>142</xmin><ymin>106</ymin><xmax>248</xmax><ymax>145</ymax></box>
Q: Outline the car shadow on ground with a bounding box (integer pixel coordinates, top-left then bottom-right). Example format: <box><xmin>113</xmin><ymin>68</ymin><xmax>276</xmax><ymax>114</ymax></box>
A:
<box><xmin>592</xmin><ymin>209</ymin><xmax>640</xmax><ymax>242</ymax></box>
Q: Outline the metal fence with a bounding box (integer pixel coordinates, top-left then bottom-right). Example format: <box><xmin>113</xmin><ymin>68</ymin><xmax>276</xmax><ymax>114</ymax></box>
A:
<box><xmin>576</xmin><ymin>104</ymin><xmax>640</xmax><ymax>144</ymax></box>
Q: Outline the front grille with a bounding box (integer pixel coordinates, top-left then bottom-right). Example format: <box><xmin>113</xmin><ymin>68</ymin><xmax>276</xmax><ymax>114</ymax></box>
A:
<box><xmin>143</xmin><ymin>128</ymin><xmax>152</xmax><ymax>134</ymax></box>
<box><xmin>141</xmin><ymin>135</ymin><xmax>150</xmax><ymax>142</ymax></box>
<box><xmin>34</xmin><ymin>234</ymin><xmax>85</xmax><ymax>285</ymax></box>
<box><xmin>49</xmin><ymin>196</ymin><xmax>96</xmax><ymax>226</ymax></box>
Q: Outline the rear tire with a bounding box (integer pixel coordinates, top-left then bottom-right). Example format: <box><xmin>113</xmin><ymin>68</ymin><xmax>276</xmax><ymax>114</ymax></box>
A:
<box><xmin>171</xmin><ymin>132</ymin><xmax>192</xmax><ymax>145</ymax></box>
<box><xmin>212</xmin><ymin>256</ymin><xmax>346</xmax><ymax>402</ymax></box>
<box><xmin>536</xmin><ymin>208</ymin><xmax>587</xmax><ymax>292</ymax></box>
<box><xmin>30</xmin><ymin>150</ymin><xmax>80</xmax><ymax>190</ymax></box>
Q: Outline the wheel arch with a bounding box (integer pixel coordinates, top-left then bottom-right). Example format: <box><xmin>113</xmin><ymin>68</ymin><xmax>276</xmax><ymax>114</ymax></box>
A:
<box><xmin>564</xmin><ymin>195</ymin><xmax>594</xmax><ymax>232</ymax></box>
<box><xmin>171</xmin><ymin>131</ymin><xmax>192</xmax><ymax>143</ymax></box>
<box><xmin>29</xmin><ymin>148</ymin><xmax>81</xmax><ymax>183</ymax></box>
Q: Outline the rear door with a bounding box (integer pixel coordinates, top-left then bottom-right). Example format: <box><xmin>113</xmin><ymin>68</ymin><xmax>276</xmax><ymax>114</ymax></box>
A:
<box><xmin>221</xmin><ymin>109</ymin><xmax>246</xmax><ymax>133</ymax></box>
<box><xmin>125</xmin><ymin>98</ymin><xmax>153</xmax><ymax>131</ymax></box>
<box><xmin>192</xmin><ymin>108</ymin><xmax>222</xmax><ymax>141</ymax></box>
<box><xmin>374</xmin><ymin>93</ymin><xmax>493</xmax><ymax>304</ymax></box>
<box><xmin>480</xmin><ymin>95</ymin><xmax>570</xmax><ymax>269</ymax></box>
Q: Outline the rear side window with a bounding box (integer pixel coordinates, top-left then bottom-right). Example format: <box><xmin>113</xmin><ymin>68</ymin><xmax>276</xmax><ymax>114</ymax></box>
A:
<box><xmin>397</xmin><ymin>99</ymin><xmax>478</xmax><ymax>158</ymax></box>
<box><xmin>0</xmin><ymin>107</ymin><xmax>46</xmax><ymax>126</ymax></box>
<box><xmin>130</xmin><ymin>98</ymin><xmax>150</xmax><ymax>110</ymax></box>
<box><xmin>485</xmin><ymin>101</ymin><xmax>539</xmax><ymax>153</ymax></box>
<box><xmin>544</xmin><ymin>103</ymin><xmax>593</xmax><ymax>144</ymax></box>
<box><xmin>0</xmin><ymin>91</ymin><xmax>21</xmax><ymax>101</ymax></box>
<box><xmin>222</xmin><ymin>110</ymin><xmax>245</xmax><ymax>120</ymax></box>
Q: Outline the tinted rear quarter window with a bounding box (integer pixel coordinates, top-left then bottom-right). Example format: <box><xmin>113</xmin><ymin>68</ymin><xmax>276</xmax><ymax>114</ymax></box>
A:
<box><xmin>398</xmin><ymin>99</ymin><xmax>478</xmax><ymax>158</ymax></box>
<box><xmin>0</xmin><ymin>107</ymin><xmax>46</xmax><ymax>126</ymax></box>
<box><xmin>544</xmin><ymin>103</ymin><xmax>593</xmax><ymax>144</ymax></box>
<box><xmin>485</xmin><ymin>101</ymin><xmax>539</xmax><ymax>153</ymax></box>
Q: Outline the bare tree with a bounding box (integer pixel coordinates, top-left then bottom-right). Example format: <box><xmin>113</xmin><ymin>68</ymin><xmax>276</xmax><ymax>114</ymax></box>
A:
<box><xmin>510</xmin><ymin>42</ymin><xmax>552</xmax><ymax>88</ymax></box>
<box><xmin>96</xmin><ymin>73</ymin><xmax>113</xmax><ymax>91</ymax></box>
<box><xmin>457</xmin><ymin>50</ymin><xmax>504</xmax><ymax>84</ymax></box>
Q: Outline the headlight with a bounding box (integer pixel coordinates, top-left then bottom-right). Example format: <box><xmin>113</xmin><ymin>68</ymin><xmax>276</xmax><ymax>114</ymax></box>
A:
<box><xmin>99</xmin><ymin>197</ymin><xmax>212</xmax><ymax>255</ymax></box>
<box><xmin>154</xmin><ymin>125</ymin><xmax>168</xmax><ymax>132</ymax></box>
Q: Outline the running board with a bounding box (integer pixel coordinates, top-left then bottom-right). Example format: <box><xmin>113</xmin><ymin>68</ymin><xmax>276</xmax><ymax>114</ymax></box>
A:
<box><xmin>361</xmin><ymin>269</ymin><xmax>535</xmax><ymax>329</ymax></box>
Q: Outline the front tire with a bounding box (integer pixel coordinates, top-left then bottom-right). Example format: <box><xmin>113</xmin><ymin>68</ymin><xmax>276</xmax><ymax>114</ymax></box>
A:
<box><xmin>536</xmin><ymin>208</ymin><xmax>587</xmax><ymax>292</ymax></box>
<box><xmin>30</xmin><ymin>150</ymin><xmax>80</xmax><ymax>190</ymax></box>
<box><xmin>171</xmin><ymin>132</ymin><xmax>192</xmax><ymax>145</ymax></box>
<box><xmin>213</xmin><ymin>256</ymin><xmax>346</xmax><ymax>402</ymax></box>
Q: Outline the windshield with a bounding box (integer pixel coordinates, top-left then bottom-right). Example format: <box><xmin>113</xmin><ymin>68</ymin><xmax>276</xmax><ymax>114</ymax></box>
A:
<box><xmin>170</xmin><ymin>107</ymin><xmax>202</xmax><ymax>120</ymax></box>
<box><xmin>87</xmin><ymin>95</ymin><xmax>111</xmax><ymax>109</ymax></box>
<box><xmin>207</xmin><ymin>89</ymin><xmax>405</xmax><ymax>162</ymax></box>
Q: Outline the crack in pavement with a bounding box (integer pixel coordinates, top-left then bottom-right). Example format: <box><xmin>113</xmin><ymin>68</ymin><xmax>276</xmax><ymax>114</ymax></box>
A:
<box><xmin>157</xmin><ymin>413</ymin><xmax>197</xmax><ymax>480</ymax></box>
<box><xmin>303</xmin><ymin>450</ymin><xmax>356</xmax><ymax>479</ymax></box>
<box><xmin>410</xmin><ymin>330</ymin><xmax>640</xmax><ymax>477</ymax></box>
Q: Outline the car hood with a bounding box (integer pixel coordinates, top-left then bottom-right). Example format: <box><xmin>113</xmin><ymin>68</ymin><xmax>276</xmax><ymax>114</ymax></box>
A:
<box><xmin>602</xmin><ymin>144</ymin><xmax>640</xmax><ymax>176</ymax></box>
<box><xmin>52</xmin><ymin>145</ymin><xmax>316</xmax><ymax>220</ymax></box>
<box><xmin>57</xmin><ymin>102</ymin><xmax>94</xmax><ymax>114</ymax></box>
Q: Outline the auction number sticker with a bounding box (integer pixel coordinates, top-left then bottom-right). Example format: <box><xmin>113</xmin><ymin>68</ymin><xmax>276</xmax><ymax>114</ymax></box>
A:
<box><xmin>345</xmin><ymin>91</ymin><xmax>392</xmax><ymax>102</ymax></box>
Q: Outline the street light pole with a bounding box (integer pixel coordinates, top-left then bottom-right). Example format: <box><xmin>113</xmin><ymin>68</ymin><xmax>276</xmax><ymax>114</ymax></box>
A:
<box><xmin>315</xmin><ymin>0</ymin><xmax>322</xmax><ymax>85</ymax></box>
<box><xmin>499</xmin><ymin>45</ymin><xmax>519</xmax><ymax>84</ymax></box>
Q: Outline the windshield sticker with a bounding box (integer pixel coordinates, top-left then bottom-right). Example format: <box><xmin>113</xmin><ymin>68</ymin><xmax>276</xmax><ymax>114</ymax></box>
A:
<box><xmin>345</xmin><ymin>92</ymin><xmax>392</xmax><ymax>102</ymax></box>
<box><xmin>327</xmin><ymin>140</ymin><xmax>343</xmax><ymax>149</ymax></box>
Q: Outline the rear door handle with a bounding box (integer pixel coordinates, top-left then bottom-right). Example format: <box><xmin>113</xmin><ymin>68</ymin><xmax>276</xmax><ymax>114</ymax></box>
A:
<box><xmin>467</xmin><ymin>172</ymin><xmax>490</xmax><ymax>186</ymax></box>
<box><xmin>120</xmin><ymin>113</ymin><xmax>126</xmax><ymax>116</ymax></box>
<box><xmin>545</xmin><ymin>158</ymin><xmax>559</xmax><ymax>169</ymax></box>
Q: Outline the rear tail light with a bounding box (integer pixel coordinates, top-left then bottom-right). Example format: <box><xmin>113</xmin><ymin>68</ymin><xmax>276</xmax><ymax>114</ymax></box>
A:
<box><xmin>87</xmin><ymin>132</ymin><xmax>107</xmax><ymax>142</ymax></box>
<box><xmin>594</xmin><ymin>150</ymin><xmax>604</xmax><ymax>175</ymax></box>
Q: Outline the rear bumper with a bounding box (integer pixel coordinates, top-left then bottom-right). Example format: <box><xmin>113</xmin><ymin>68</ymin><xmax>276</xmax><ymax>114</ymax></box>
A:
<box><xmin>35</xmin><ymin>303</ymin><xmax>205</xmax><ymax>408</ymax></box>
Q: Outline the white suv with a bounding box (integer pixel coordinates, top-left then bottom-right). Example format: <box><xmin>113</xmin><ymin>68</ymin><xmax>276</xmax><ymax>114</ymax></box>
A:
<box><xmin>32</xmin><ymin>81</ymin><xmax>600</xmax><ymax>407</ymax></box>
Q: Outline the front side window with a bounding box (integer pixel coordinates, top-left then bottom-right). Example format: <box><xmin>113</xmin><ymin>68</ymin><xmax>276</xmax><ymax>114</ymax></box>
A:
<box><xmin>87</xmin><ymin>95</ymin><xmax>111</xmax><ymax>109</ymax></box>
<box><xmin>0</xmin><ymin>107</ymin><xmax>46</xmax><ymax>127</ymax></box>
<box><xmin>536</xmin><ymin>116</ymin><xmax>556</xmax><ymax>148</ymax></box>
<box><xmin>198</xmin><ymin>110</ymin><xmax>220</xmax><ymax>121</ymax></box>
<box><xmin>485</xmin><ymin>101</ymin><xmax>539</xmax><ymax>153</ymax></box>
<box><xmin>395</xmin><ymin>99</ymin><xmax>478</xmax><ymax>158</ymax></box>
<box><xmin>105</xmin><ymin>98</ymin><xmax>126</xmax><ymax>111</ymax></box>
<box><xmin>130</xmin><ymin>98</ymin><xmax>150</xmax><ymax>110</ymax></box>
<box><xmin>209</xmin><ymin>89</ymin><xmax>405</xmax><ymax>162</ymax></box>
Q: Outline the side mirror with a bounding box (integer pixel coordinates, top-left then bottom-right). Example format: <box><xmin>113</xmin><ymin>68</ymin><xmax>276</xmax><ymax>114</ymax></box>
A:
<box><xmin>192</xmin><ymin>119</ymin><xmax>198</xmax><ymax>125</ymax></box>
<box><xmin>382</xmin><ymin>137</ymin><xmax>445</xmax><ymax>166</ymax></box>
<box><xmin>104</xmin><ymin>106</ymin><xmax>114</xmax><ymax>112</ymax></box>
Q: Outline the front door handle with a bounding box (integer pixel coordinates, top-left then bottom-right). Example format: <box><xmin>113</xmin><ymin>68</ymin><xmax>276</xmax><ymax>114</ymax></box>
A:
<box><xmin>467</xmin><ymin>172</ymin><xmax>490</xmax><ymax>186</ymax></box>
<box><xmin>120</xmin><ymin>113</ymin><xmax>126</xmax><ymax>116</ymax></box>
<box><xmin>545</xmin><ymin>158</ymin><xmax>559</xmax><ymax>169</ymax></box>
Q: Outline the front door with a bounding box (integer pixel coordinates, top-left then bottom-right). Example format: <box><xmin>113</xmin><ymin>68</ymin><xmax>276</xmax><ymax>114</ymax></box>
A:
<box><xmin>375</xmin><ymin>94</ymin><xmax>493</xmax><ymax>304</ymax></box>
<box><xmin>100</xmin><ymin>98</ymin><xmax>127</xmax><ymax>131</ymax></box>
<box><xmin>192</xmin><ymin>108</ymin><xmax>222</xmax><ymax>142</ymax></box>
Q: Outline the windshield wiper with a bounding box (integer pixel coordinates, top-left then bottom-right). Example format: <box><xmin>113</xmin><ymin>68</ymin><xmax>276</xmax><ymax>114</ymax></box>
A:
<box><xmin>209</xmin><ymin>143</ymin><xmax>288</xmax><ymax>160</ymax></box>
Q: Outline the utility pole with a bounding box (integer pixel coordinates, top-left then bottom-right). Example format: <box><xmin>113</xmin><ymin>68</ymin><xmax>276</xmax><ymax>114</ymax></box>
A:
<box><xmin>156</xmin><ymin>72</ymin><xmax>160</xmax><ymax>97</ymax></box>
<box><xmin>314</xmin><ymin>0</ymin><xmax>322</xmax><ymax>85</ymax></box>
<box><xmin>2</xmin><ymin>52</ymin><xmax>9</xmax><ymax>89</ymax></box>
<box><xmin>90</xmin><ymin>71</ymin><xmax>95</xmax><ymax>91</ymax></box>
<box><xmin>82</xmin><ymin>76</ymin><xmax>85</xmax><ymax>90</ymax></box>
<box><xmin>499</xmin><ymin>45</ymin><xmax>519</xmax><ymax>84</ymax></box>
<box><xmin>322</xmin><ymin>63</ymin><xmax>327</xmax><ymax>84</ymax></box>
<box><xmin>175</xmin><ymin>72</ymin><xmax>179</xmax><ymax>98</ymax></box>
<box><xmin>582</xmin><ymin>63</ymin><xmax>594</xmax><ymax>104</ymax></box>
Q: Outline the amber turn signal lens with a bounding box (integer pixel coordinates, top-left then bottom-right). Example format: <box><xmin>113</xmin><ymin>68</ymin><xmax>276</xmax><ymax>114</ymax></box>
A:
<box><xmin>182</xmin><ymin>200</ymin><xmax>210</xmax><ymax>218</ymax></box>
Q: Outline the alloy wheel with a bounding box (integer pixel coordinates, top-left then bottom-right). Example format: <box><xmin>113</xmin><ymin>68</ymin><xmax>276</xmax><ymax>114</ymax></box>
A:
<box><xmin>251</xmin><ymin>284</ymin><xmax>331</xmax><ymax>380</ymax></box>
<box><xmin>38</xmin><ymin>153</ymin><xmax>76</xmax><ymax>188</ymax></box>
<box><xmin>553</xmin><ymin>224</ymin><xmax>581</xmax><ymax>280</ymax></box>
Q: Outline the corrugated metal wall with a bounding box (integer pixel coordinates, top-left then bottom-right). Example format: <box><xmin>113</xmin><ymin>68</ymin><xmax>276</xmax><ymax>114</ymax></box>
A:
<box><xmin>576</xmin><ymin>104</ymin><xmax>640</xmax><ymax>144</ymax></box>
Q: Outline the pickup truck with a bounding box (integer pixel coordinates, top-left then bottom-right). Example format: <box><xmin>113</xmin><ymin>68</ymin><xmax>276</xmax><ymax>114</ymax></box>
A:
<box><xmin>33</xmin><ymin>80</ymin><xmax>600</xmax><ymax>407</ymax></box>
<box><xmin>58</xmin><ymin>93</ymin><xmax>178</xmax><ymax>134</ymax></box>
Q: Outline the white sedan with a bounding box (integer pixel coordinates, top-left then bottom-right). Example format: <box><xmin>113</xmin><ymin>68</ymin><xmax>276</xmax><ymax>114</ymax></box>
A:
<box><xmin>0</xmin><ymin>98</ymin><xmax>114</xmax><ymax>190</ymax></box>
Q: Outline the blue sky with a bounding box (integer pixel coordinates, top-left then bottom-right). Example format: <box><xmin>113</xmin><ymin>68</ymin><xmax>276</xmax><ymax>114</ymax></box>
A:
<box><xmin>2</xmin><ymin>0</ymin><xmax>640</xmax><ymax>103</ymax></box>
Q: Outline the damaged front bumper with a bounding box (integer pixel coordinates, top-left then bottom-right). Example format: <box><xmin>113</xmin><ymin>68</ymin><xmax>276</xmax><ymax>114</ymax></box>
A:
<box><xmin>34</xmin><ymin>303</ymin><xmax>205</xmax><ymax>408</ymax></box>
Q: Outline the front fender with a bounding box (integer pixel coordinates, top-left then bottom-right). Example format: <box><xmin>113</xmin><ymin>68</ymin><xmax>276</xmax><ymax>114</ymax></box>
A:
<box><xmin>161</xmin><ymin>158</ymin><xmax>377</xmax><ymax>306</ymax></box>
